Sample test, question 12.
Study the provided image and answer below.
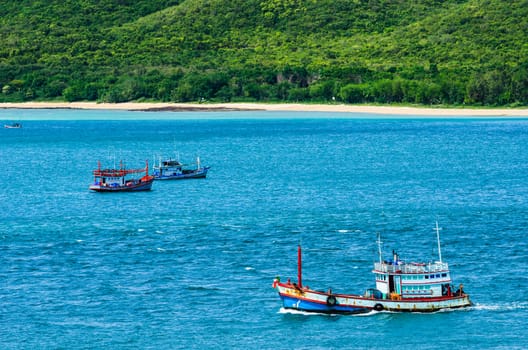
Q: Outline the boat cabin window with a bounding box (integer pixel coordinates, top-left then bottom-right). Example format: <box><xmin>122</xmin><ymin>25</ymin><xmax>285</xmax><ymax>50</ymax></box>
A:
<box><xmin>376</xmin><ymin>274</ymin><xmax>387</xmax><ymax>281</ymax></box>
<box><xmin>441</xmin><ymin>273</ymin><xmax>447</xmax><ymax>277</ymax></box>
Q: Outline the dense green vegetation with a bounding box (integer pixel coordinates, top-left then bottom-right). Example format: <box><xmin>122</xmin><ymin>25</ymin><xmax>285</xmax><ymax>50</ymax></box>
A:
<box><xmin>1</xmin><ymin>0</ymin><xmax>527</xmax><ymax>106</ymax></box>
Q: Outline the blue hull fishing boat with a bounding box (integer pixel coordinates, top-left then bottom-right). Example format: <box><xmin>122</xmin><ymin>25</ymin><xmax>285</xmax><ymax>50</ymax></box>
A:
<box><xmin>153</xmin><ymin>156</ymin><xmax>209</xmax><ymax>180</ymax></box>
<box><xmin>273</xmin><ymin>222</ymin><xmax>472</xmax><ymax>314</ymax></box>
<box><xmin>89</xmin><ymin>160</ymin><xmax>154</xmax><ymax>192</ymax></box>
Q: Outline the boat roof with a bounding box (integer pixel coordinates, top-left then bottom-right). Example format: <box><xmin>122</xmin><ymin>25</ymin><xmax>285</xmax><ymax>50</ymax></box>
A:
<box><xmin>374</xmin><ymin>260</ymin><xmax>449</xmax><ymax>274</ymax></box>
<box><xmin>161</xmin><ymin>159</ymin><xmax>182</xmax><ymax>166</ymax></box>
<box><xmin>93</xmin><ymin>168</ymin><xmax>146</xmax><ymax>177</ymax></box>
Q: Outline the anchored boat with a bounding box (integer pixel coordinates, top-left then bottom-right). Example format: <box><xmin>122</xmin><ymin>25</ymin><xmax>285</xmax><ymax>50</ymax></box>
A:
<box><xmin>153</xmin><ymin>156</ymin><xmax>209</xmax><ymax>180</ymax></box>
<box><xmin>273</xmin><ymin>222</ymin><xmax>472</xmax><ymax>314</ymax></box>
<box><xmin>4</xmin><ymin>122</ymin><xmax>22</xmax><ymax>129</ymax></box>
<box><xmin>89</xmin><ymin>160</ymin><xmax>154</xmax><ymax>192</ymax></box>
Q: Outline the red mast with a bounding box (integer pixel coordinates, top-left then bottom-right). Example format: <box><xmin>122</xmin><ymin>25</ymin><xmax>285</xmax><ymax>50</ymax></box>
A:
<box><xmin>297</xmin><ymin>245</ymin><xmax>302</xmax><ymax>288</ymax></box>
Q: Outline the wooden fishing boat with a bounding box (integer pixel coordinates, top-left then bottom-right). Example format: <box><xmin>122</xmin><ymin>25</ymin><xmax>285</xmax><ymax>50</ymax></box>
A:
<box><xmin>89</xmin><ymin>160</ymin><xmax>154</xmax><ymax>192</ymax></box>
<box><xmin>273</xmin><ymin>222</ymin><xmax>472</xmax><ymax>314</ymax></box>
<box><xmin>4</xmin><ymin>122</ymin><xmax>22</xmax><ymax>129</ymax></box>
<box><xmin>153</xmin><ymin>156</ymin><xmax>209</xmax><ymax>180</ymax></box>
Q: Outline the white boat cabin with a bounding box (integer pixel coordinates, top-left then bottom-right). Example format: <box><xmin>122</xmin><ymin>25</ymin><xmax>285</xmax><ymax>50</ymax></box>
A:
<box><xmin>373</xmin><ymin>251</ymin><xmax>453</xmax><ymax>299</ymax></box>
<box><xmin>95</xmin><ymin>175</ymin><xmax>125</xmax><ymax>187</ymax></box>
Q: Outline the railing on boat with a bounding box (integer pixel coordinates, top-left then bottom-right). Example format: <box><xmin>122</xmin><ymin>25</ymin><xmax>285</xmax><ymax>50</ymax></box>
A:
<box><xmin>374</xmin><ymin>261</ymin><xmax>449</xmax><ymax>274</ymax></box>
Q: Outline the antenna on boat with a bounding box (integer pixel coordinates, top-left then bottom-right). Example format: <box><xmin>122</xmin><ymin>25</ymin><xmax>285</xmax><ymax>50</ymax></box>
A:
<box><xmin>376</xmin><ymin>232</ymin><xmax>383</xmax><ymax>264</ymax></box>
<box><xmin>434</xmin><ymin>221</ymin><xmax>443</xmax><ymax>263</ymax></box>
<box><xmin>297</xmin><ymin>243</ymin><xmax>303</xmax><ymax>288</ymax></box>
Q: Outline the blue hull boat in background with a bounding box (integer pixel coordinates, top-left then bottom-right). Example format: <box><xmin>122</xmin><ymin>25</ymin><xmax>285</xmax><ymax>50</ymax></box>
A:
<box><xmin>153</xmin><ymin>156</ymin><xmax>209</xmax><ymax>180</ymax></box>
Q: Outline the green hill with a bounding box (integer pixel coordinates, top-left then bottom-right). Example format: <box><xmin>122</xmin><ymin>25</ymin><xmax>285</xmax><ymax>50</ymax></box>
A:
<box><xmin>1</xmin><ymin>0</ymin><xmax>527</xmax><ymax>106</ymax></box>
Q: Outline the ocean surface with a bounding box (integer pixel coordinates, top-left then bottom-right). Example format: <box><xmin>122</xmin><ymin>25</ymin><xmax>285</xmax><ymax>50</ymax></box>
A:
<box><xmin>1</xmin><ymin>109</ymin><xmax>527</xmax><ymax>349</ymax></box>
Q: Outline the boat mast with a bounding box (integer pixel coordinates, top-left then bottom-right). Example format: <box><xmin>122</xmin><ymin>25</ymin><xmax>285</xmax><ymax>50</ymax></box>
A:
<box><xmin>434</xmin><ymin>221</ymin><xmax>443</xmax><ymax>263</ymax></box>
<box><xmin>297</xmin><ymin>245</ymin><xmax>302</xmax><ymax>288</ymax></box>
<box><xmin>376</xmin><ymin>232</ymin><xmax>383</xmax><ymax>264</ymax></box>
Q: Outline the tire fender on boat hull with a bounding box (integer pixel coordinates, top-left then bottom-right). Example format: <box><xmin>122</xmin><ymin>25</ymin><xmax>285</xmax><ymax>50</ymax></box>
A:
<box><xmin>326</xmin><ymin>295</ymin><xmax>337</xmax><ymax>306</ymax></box>
<box><xmin>374</xmin><ymin>303</ymin><xmax>384</xmax><ymax>311</ymax></box>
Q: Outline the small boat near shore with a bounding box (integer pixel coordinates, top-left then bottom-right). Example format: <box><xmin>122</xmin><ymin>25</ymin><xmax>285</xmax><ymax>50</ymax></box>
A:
<box><xmin>153</xmin><ymin>156</ymin><xmax>209</xmax><ymax>180</ymax></box>
<box><xmin>4</xmin><ymin>122</ymin><xmax>22</xmax><ymax>129</ymax></box>
<box><xmin>273</xmin><ymin>222</ymin><xmax>472</xmax><ymax>314</ymax></box>
<box><xmin>89</xmin><ymin>160</ymin><xmax>154</xmax><ymax>192</ymax></box>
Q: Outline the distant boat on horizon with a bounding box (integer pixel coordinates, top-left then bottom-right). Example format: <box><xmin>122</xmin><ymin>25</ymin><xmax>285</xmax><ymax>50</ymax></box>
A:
<box><xmin>4</xmin><ymin>122</ymin><xmax>22</xmax><ymax>129</ymax></box>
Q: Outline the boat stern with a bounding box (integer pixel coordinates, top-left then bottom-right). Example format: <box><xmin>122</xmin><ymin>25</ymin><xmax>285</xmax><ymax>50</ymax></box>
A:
<box><xmin>89</xmin><ymin>184</ymin><xmax>102</xmax><ymax>191</ymax></box>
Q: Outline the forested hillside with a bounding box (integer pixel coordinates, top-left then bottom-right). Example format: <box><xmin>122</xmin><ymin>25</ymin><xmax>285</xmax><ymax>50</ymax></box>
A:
<box><xmin>1</xmin><ymin>0</ymin><xmax>527</xmax><ymax>106</ymax></box>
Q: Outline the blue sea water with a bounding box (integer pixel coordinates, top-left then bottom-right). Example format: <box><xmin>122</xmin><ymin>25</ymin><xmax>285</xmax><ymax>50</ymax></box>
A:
<box><xmin>1</xmin><ymin>109</ymin><xmax>527</xmax><ymax>349</ymax></box>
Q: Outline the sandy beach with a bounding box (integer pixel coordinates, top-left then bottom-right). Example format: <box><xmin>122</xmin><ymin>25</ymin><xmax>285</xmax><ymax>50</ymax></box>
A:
<box><xmin>2</xmin><ymin>101</ymin><xmax>528</xmax><ymax>116</ymax></box>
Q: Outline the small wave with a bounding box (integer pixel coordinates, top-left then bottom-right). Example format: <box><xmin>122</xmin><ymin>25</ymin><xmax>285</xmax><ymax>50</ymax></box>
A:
<box><xmin>278</xmin><ymin>308</ymin><xmax>376</xmax><ymax>317</ymax></box>
<box><xmin>354</xmin><ymin>310</ymin><xmax>379</xmax><ymax>317</ymax></box>
<box><xmin>245</xmin><ymin>266</ymin><xmax>255</xmax><ymax>271</ymax></box>
<box><xmin>221</xmin><ymin>223</ymin><xmax>244</xmax><ymax>230</ymax></box>
<box><xmin>473</xmin><ymin>302</ymin><xmax>528</xmax><ymax>311</ymax></box>
<box><xmin>278</xmin><ymin>308</ymin><xmax>335</xmax><ymax>317</ymax></box>
<box><xmin>137</xmin><ymin>228</ymin><xmax>145</xmax><ymax>232</ymax></box>
<box><xmin>338</xmin><ymin>229</ymin><xmax>349</xmax><ymax>233</ymax></box>
<box><xmin>156</xmin><ymin>247</ymin><xmax>166</xmax><ymax>252</ymax></box>
<box><xmin>186</xmin><ymin>285</ymin><xmax>222</xmax><ymax>292</ymax></box>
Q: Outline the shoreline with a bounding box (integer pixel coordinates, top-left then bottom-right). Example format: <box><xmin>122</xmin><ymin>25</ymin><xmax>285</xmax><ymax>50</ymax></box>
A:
<box><xmin>2</xmin><ymin>101</ymin><xmax>528</xmax><ymax>116</ymax></box>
